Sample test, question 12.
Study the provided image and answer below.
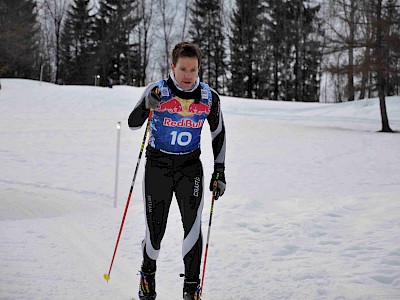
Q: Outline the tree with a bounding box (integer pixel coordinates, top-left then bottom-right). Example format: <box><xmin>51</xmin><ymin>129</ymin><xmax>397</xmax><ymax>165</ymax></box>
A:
<box><xmin>92</xmin><ymin>0</ymin><xmax>140</xmax><ymax>86</ymax></box>
<box><xmin>133</xmin><ymin>0</ymin><xmax>154</xmax><ymax>86</ymax></box>
<box><xmin>291</xmin><ymin>0</ymin><xmax>323</xmax><ymax>102</ymax></box>
<box><xmin>229</xmin><ymin>0</ymin><xmax>263</xmax><ymax>98</ymax></box>
<box><xmin>0</xmin><ymin>0</ymin><xmax>40</xmax><ymax>78</ymax></box>
<box><xmin>39</xmin><ymin>0</ymin><xmax>69</xmax><ymax>82</ymax></box>
<box><xmin>189</xmin><ymin>0</ymin><xmax>227</xmax><ymax>92</ymax></box>
<box><xmin>323</xmin><ymin>0</ymin><xmax>365</xmax><ymax>102</ymax></box>
<box><xmin>384</xmin><ymin>0</ymin><xmax>400</xmax><ymax>96</ymax></box>
<box><xmin>261</xmin><ymin>0</ymin><xmax>323</xmax><ymax>101</ymax></box>
<box><xmin>158</xmin><ymin>0</ymin><xmax>178</xmax><ymax>77</ymax></box>
<box><xmin>59</xmin><ymin>0</ymin><xmax>95</xmax><ymax>84</ymax></box>
<box><xmin>358</xmin><ymin>1</ymin><xmax>375</xmax><ymax>99</ymax></box>
<box><xmin>180</xmin><ymin>0</ymin><xmax>192</xmax><ymax>41</ymax></box>
<box><xmin>262</xmin><ymin>0</ymin><xmax>286</xmax><ymax>100</ymax></box>
<box><xmin>322</xmin><ymin>0</ymin><xmax>399</xmax><ymax>103</ymax></box>
<box><xmin>374</xmin><ymin>0</ymin><xmax>393</xmax><ymax>132</ymax></box>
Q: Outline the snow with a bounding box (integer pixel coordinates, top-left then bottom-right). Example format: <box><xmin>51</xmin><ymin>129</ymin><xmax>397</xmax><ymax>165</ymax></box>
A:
<box><xmin>1</xmin><ymin>78</ymin><xmax>400</xmax><ymax>300</ymax></box>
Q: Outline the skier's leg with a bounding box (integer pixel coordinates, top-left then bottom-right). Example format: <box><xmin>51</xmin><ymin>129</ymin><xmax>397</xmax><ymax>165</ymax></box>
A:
<box><xmin>141</xmin><ymin>161</ymin><xmax>174</xmax><ymax>273</ymax></box>
<box><xmin>175</xmin><ymin>159</ymin><xmax>204</xmax><ymax>282</ymax></box>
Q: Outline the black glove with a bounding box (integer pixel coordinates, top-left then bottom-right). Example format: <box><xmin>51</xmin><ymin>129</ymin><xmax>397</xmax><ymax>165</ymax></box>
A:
<box><xmin>209</xmin><ymin>167</ymin><xmax>226</xmax><ymax>200</ymax></box>
<box><xmin>145</xmin><ymin>87</ymin><xmax>161</xmax><ymax>109</ymax></box>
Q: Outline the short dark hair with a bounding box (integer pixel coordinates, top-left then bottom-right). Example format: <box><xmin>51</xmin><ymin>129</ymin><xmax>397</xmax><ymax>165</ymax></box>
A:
<box><xmin>171</xmin><ymin>42</ymin><xmax>202</xmax><ymax>66</ymax></box>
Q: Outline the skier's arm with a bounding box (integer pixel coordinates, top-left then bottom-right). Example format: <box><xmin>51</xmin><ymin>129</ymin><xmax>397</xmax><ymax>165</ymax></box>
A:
<box><xmin>207</xmin><ymin>90</ymin><xmax>226</xmax><ymax>171</ymax></box>
<box><xmin>128</xmin><ymin>82</ymin><xmax>158</xmax><ymax>129</ymax></box>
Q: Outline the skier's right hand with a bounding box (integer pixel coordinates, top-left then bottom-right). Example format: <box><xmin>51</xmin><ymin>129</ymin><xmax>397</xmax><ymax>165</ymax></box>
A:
<box><xmin>145</xmin><ymin>87</ymin><xmax>161</xmax><ymax>109</ymax></box>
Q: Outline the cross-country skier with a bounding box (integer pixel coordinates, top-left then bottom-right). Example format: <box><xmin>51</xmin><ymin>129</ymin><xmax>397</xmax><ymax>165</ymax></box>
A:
<box><xmin>128</xmin><ymin>41</ymin><xmax>226</xmax><ymax>300</ymax></box>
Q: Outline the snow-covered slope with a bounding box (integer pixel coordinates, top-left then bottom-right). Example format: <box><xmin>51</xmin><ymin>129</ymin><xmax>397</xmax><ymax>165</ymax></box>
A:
<box><xmin>1</xmin><ymin>79</ymin><xmax>399</xmax><ymax>299</ymax></box>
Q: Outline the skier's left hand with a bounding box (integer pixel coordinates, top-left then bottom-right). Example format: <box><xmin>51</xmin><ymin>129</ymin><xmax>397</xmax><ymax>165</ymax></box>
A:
<box><xmin>210</xmin><ymin>168</ymin><xmax>226</xmax><ymax>200</ymax></box>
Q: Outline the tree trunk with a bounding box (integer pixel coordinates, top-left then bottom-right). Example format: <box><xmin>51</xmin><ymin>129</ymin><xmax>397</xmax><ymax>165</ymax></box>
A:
<box><xmin>359</xmin><ymin>46</ymin><xmax>369</xmax><ymax>99</ymax></box>
<box><xmin>376</xmin><ymin>0</ymin><xmax>393</xmax><ymax>132</ymax></box>
<box><xmin>347</xmin><ymin>0</ymin><xmax>356</xmax><ymax>101</ymax></box>
<box><xmin>359</xmin><ymin>10</ymin><xmax>373</xmax><ymax>100</ymax></box>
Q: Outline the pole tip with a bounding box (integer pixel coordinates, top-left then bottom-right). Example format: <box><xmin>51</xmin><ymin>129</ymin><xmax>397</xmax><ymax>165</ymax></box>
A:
<box><xmin>103</xmin><ymin>273</ymin><xmax>110</xmax><ymax>282</ymax></box>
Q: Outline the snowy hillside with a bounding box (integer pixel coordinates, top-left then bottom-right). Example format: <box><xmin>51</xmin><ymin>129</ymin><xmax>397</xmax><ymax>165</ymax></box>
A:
<box><xmin>0</xmin><ymin>79</ymin><xmax>399</xmax><ymax>300</ymax></box>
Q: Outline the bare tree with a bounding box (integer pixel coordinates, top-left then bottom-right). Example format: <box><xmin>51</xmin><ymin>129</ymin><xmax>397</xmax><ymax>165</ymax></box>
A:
<box><xmin>346</xmin><ymin>0</ymin><xmax>357</xmax><ymax>101</ymax></box>
<box><xmin>38</xmin><ymin>0</ymin><xmax>69</xmax><ymax>82</ymax></box>
<box><xmin>158</xmin><ymin>0</ymin><xmax>178</xmax><ymax>77</ymax></box>
<box><xmin>180</xmin><ymin>0</ymin><xmax>191</xmax><ymax>41</ymax></box>
<box><xmin>324</xmin><ymin>0</ymin><xmax>361</xmax><ymax>101</ymax></box>
<box><xmin>358</xmin><ymin>4</ymin><xmax>374</xmax><ymax>99</ymax></box>
<box><xmin>135</xmin><ymin>0</ymin><xmax>154</xmax><ymax>85</ymax></box>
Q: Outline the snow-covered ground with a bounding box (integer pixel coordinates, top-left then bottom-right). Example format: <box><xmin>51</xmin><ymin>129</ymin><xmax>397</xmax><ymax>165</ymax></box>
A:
<box><xmin>0</xmin><ymin>79</ymin><xmax>399</xmax><ymax>300</ymax></box>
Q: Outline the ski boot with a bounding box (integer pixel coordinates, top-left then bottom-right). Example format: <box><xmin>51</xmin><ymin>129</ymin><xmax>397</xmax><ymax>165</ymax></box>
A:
<box><xmin>183</xmin><ymin>279</ymin><xmax>201</xmax><ymax>300</ymax></box>
<box><xmin>138</xmin><ymin>271</ymin><xmax>156</xmax><ymax>300</ymax></box>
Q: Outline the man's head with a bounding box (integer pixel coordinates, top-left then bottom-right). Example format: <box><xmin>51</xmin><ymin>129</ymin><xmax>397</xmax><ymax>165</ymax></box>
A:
<box><xmin>171</xmin><ymin>41</ymin><xmax>202</xmax><ymax>66</ymax></box>
<box><xmin>171</xmin><ymin>42</ymin><xmax>201</xmax><ymax>90</ymax></box>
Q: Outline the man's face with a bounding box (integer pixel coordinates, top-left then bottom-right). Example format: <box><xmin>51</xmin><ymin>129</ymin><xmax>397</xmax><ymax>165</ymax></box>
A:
<box><xmin>171</xmin><ymin>56</ymin><xmax>199</xmax><ymax>90</ymax></box>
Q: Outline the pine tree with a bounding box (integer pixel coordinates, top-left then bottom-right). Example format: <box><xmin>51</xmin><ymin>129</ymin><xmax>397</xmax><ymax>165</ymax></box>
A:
<box><xmin>262</xmin><ymin>0</ymin><xmax>288</xmax><ymax>100</ymax></box>
<box><xmin>263</xmin><ymin>0</ymin><xmax>323</xmax><ymax>101</ymax></box>
<box><xmin>92</xmin><ymin>0</ymin><xmax>140</xmax><ymax>86</ymax></box>
<box><xmin>59</xmin><ymin>0</ymin><xmax>94</xmax><ymax>84</ymax></box>
<box><xmin>0</xmin><ymin>0</ymin><xmax>39</xmax><ymax>78</ymax></box>
<box><xmin>93</xmin><ymin>0</ymin><xmax>117</xmax><ymax>86</ymax></box>
<box><xmin>292</xmin><ymin>1</ymin><xmax>323</xmax><ymax>102</ymax></box>
<box><xmin>189</xmin><ymin>0</ymin><xmax>226</xmax><ymax>92</ymax></box>
<box><xmin>229</xmin><ymin>0</ymin><xmax>263</xmax><ymax>98</ymax></box>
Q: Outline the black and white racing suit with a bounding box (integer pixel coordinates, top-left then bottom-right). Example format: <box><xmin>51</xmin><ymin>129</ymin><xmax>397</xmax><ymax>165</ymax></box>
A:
<box><xmin>128</xmin><ymin>75</ymin><xmax>226</xmax><ymax>282</ymax></box>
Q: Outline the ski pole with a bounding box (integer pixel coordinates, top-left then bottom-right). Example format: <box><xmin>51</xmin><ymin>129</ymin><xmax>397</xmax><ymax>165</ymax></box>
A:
<box><xmin>200</xmin><ymin>174</ymin><xmax>219</xmax><ymax>296</ymax></box>
<box><xmin>104</xmin><ymin>110</ymin><xmax>153</xmax><ymax>283</ymax></box>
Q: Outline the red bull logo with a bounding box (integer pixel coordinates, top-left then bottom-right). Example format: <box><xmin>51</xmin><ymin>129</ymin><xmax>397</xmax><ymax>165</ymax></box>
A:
<box><xmin>156</xmin><ymin>97</ymin><xmax>210</xmax><ymax>117</ymax></box>
<box><xmin>188</xmin><ymin>102</ymin><xmax>210</xmax><ymax>115</ymax></box>
<box><xmin>156</xmin><ymin>98</ymin><xmax>183</xmax><ymax>114</ymax></box>
<box><xmin>163</xmin><ymin>117</ymin><xmax>204</xmax><ymax>128</ymax></box>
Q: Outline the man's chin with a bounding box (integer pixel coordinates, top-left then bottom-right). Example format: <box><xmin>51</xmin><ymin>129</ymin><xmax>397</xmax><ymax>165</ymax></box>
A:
<box><xmin>181</xmin><ymin>83</ymin><xmax>193</xmax><ymax>90</ymax></box>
